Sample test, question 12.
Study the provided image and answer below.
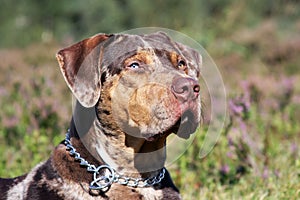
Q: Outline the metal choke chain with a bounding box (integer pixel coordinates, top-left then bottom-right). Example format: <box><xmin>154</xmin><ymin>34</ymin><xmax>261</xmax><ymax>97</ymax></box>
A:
<box><xmin>64</xmin><ymin>130</ymin><xmax>165</xmax><ymax>191</ymax></box>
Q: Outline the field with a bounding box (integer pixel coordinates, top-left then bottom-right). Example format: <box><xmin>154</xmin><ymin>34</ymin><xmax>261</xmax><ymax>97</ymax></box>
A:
<box><xmin>1</xmin><ymin>1</ymin><xmax>300</xmax><ymax>199</ymax></box>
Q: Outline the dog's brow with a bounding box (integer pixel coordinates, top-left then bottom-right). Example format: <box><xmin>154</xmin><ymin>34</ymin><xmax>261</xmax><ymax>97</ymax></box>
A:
<box><xmin>169</xmin><ymin>52</ymin><xmax>179</xmax><ymax>66</ymax></box>
<box><xmin>124</xmin><ymin>50</ymin><xmax>154</xmax><ymax>65</ymax></box>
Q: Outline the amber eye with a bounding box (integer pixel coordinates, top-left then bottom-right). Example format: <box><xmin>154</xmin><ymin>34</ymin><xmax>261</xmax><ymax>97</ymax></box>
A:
<box><xmin>177</xmin><ymin>60</ymin><xmax>186</xmax><ymax>70</ymax></box>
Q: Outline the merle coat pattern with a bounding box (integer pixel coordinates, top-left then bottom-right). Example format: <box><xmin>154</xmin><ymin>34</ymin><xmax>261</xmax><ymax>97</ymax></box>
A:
<box><xmin>0</xmin><ymin>32</ymin><xmax>202</xmax><ymax>200</ymax></box>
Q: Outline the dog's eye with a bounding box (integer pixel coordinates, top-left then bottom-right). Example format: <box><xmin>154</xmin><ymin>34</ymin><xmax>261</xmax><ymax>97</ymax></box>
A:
<box><xmin>127</xmin><ymin>62</ymin><xmax>140</xmax><ymax>69</ymax></box>
<box><xmin>177</xmin><ymin>60</ymin><xmax>186</xmax><ymax>70</ymax></box>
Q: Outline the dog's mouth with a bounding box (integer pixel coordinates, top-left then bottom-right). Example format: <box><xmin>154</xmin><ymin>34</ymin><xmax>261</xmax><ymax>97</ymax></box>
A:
<box><xmin>144</xmin><ymin>109</ymin><xmax>199</xmax><ymax>141</ymax></box>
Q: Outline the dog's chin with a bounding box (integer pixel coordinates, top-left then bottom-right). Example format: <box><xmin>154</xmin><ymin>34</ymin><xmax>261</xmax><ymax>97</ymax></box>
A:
<box><xmin>144</xmin><ymin>110</ymin><xmax>199</xmax><ymax>142</ymax></box>
<box><xmin>143</xmin><ymin>129</ymin><xmax>174</xmax><ymax>142</ymax></box>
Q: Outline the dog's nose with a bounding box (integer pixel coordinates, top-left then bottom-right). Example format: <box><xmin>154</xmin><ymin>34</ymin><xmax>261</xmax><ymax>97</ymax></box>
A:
<box><xmin>171</xmin><ymin>77</ymin><xmax>200</xmax><ymax>102</ymax></box>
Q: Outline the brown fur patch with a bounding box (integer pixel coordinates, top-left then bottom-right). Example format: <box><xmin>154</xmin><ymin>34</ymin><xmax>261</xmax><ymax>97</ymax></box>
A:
<box><xmin>168</xmin><ymin>51</ymin><xmax>188</xmax><ymax>74</ymax></box>
<box><xmin>169</xmin><ymin>51</ymin><xmax>178</xmax><ymax>67</ymax></box>
<box><xmin>124</xmin><ymin>50</ymin><xmax>154</xmax><ymax>67</ymax></box>
<box><xmin>128</xmin><ymin>83</ymin><xmax>180</xmax><ymax>137</ymax></box>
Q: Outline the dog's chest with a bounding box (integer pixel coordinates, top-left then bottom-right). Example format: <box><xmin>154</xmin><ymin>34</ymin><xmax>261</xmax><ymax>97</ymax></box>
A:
<box><xmin>56</xmin><ymin>182</ymin><xmax>164</xmax><ymax>200</ymax></box>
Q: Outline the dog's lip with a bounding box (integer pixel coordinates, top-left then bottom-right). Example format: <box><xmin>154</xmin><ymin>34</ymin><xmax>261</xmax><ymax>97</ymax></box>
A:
<box><xmin>144</xmin><ymin>109</ymin><xmax>198</xmax><ymax>141</ymax></box>
<box><xmin>144</xmin><ymin>131</ymin><xmax>170</xmax><ymax>142</ymax></box>
<box><xmin>145</xmin><ymin>134</ymin><xmax>162</xmax><ymax>142</ymax></box>
<box><xmin>144</xmin><ymin>126</ymin><xmax>176</xmax><ymax>141</ymax></box>
<box><xmin>175</xmin><ymin>109</ymin><xmax>198</xmax><ymax>139</ymax></box>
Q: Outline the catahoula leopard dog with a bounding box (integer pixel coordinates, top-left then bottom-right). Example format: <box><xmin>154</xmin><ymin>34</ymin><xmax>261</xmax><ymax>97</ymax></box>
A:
<box><xmin>0</xmin><ymin>32</ymin><xmax>201</xmax><ymax>200</ymax></box>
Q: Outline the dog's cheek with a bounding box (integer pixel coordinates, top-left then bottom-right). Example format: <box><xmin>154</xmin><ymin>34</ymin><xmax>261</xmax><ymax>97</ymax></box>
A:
<box><xmin>96</xmin><ymin>77</ymin><xmax>123</xmax><ymax>130</ymax></box>
<box><xmin>109</xmin><ymin>76</ymin><xmax>141</xmax><ymax>129</ymax></box>
<box><xmin>127</xmin><ymin>84</ymin><xmax>179</xmax><ymax>131</ymax></box>
<box><xmin>128</xmin><ymin>90</ymin><xmax>152</xmax><ymax>128</ymax></box>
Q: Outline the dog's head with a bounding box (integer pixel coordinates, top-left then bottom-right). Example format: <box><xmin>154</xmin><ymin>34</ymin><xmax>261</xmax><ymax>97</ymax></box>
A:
<box><xmin>57</xmin><ymin>32</ymin><xmax>201</xmax><ymax>141</ymax></box>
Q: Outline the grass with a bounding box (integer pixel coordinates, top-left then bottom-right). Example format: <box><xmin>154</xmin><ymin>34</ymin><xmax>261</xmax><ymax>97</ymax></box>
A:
<box><xmin>175</xmin><ymin>99</ymin><xmax>300</xmax><ymax>199</ymax></box>
<box><xmin>0</xmin><ymin>19</ymin><xmax>300</xmax><ymax>199</ymax></box>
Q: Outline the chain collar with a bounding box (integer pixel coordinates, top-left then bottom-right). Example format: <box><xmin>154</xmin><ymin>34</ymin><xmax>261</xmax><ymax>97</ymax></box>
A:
<box><xmin>64</xmin><ymin>130</ymin><xmax>165</xmax><ymax>191</ymax></box>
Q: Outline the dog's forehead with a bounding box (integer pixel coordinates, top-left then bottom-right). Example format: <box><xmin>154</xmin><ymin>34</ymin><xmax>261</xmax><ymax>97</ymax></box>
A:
<box><xmin>107</xmin><ymin>32</ymin><xmax>178</xmax><ymax>52</ymax></box>
<box><xmin>102</xmin><ymin>32</ymin><xmax>196</xmax><ymax>63</ymax></box>
<box><xmin>100</xmin><ymin>32</ymin><xmax>202</xmax><ymax>78</ymax></box>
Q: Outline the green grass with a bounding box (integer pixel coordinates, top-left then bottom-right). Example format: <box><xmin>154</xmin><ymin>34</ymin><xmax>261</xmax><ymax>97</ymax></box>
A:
<box><xmin>172</xmin><ymin>101</ymin><xmax>300</xmax><ymax>199</ymax></box>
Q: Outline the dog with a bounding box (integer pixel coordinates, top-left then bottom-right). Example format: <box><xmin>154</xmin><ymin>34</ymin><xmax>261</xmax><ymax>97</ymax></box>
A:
<box><xmin>0</xmin><ymin>31</ymin><xmax>202</xmax><ymax>200</ymax></box>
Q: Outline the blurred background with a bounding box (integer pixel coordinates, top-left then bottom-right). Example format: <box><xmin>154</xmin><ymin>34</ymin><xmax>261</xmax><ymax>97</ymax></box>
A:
<box><xmin>0</xmin><ymin>0</ymin><xmax>299</xmax><ymax>199</ymax></box>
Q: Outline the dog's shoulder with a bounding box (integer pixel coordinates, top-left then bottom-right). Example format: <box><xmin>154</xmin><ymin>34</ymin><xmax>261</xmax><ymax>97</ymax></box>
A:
<box><xmin>0</xmin><ymin>175</ymin><xmax>26</xmax><ymax>200</ymax></box>
<box><xmin>0</xmin><ymin>159</ymin><xmax>64</xmax><ymax>200</ymax></box>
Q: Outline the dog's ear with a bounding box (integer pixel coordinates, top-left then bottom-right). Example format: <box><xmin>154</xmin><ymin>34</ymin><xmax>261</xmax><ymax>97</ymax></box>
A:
<box><xmin>56</xmin><ymin>34</ymin><xmax>111</xmax><ymax>107</ymax></box>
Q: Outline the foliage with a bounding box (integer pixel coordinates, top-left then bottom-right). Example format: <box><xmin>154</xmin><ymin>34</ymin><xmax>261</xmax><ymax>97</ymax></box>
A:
<box><xmin>1</xmin><ymin>0</ymin><xmax>299</xmax><ymax>47</ymax></box>
<box><xmin>0</xmin><ymin>0</ymin><xmax>300</xmax><ymax>199</ymax></box>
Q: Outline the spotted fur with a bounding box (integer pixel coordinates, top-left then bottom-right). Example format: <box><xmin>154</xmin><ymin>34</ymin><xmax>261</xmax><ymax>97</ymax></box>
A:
<box><xmin>0</xmin><ymin>32</ymin><xmax>202</xmax><ymax>199</ymax></box>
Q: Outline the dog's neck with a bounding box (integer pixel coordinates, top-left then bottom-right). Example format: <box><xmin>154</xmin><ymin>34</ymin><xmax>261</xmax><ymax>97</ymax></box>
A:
<box><xmin>68</xmin><ymin>102</ymin><xmax>167</xmax><ymax>178</ymax></box>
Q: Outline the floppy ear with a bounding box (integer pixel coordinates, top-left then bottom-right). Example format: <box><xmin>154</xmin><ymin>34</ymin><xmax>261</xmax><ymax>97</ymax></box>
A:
<box><xmin>56</xmin><ymin>34</ymin><xmax>111</xmax><ymax>107</ymax></box>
